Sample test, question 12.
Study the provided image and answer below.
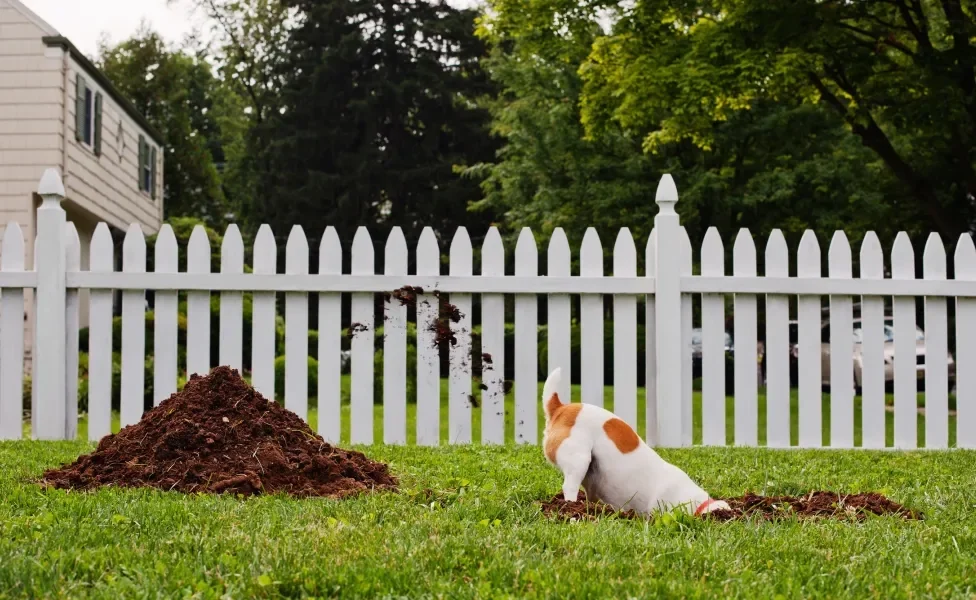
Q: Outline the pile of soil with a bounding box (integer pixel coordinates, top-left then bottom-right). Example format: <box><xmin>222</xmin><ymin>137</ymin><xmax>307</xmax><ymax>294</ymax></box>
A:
<box><xmin>41</xmin><ymin>367</ymin><xmax>397</xmax><ymax>498</ymax></box>
<box><xmin>540</xmin><ymin>491</ymin><xmax>922</xmax><ymax>522</ymax></box>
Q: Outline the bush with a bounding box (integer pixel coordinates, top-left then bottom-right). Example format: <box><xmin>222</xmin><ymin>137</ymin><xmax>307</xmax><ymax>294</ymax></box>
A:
<box><xmin>273</xmin><ymin>355</ymin><xmax>319</xmax><ymax>405</ymax></box>
<box><xmin>372</xmin><ymin>343</ymin><xmax>418</xmax><ymax>405</ymax></box>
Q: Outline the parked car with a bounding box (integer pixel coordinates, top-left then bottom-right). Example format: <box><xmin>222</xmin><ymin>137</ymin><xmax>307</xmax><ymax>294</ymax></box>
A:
<box><xmin>788</xmin><ymin>317</ymin><xmax>955</xmax><ymax>391</ymax></box>
<box><xmin>690</xmin><ymin>328</ymin><xmax>733</xmax><ymax>379</ymax></box>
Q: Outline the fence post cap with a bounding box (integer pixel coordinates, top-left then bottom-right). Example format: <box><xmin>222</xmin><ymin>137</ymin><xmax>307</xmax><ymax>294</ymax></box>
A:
<box><xmin>37</xmin><ymin>168</ymin><xmax>65</xmax><ymax>202</ymax></box>
<box><xmin>655</xmin><ymin>174</ymin><xmax>678</xmax><ymax>214</ymax></box>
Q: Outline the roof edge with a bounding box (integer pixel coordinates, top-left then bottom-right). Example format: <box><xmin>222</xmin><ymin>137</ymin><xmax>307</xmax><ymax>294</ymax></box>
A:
<box><xmin>43</xmin><ymin>35</ymin><xmax>166</xmax><ymax>146</ymax></box>
<box><xmin>4</xmin><ymin>0</ymin><xmax>58</xmax><ymax>36</ymax></box>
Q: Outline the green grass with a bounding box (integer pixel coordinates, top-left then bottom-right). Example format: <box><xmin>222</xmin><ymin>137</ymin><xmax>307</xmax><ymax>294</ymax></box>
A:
<box><xmin>1</xmin><ymin>441</ymin><xmax>975</xmax><ymax>598</ymax></box>
<box><xmin>66</xmin><ymin>377</ymin><xmax>958</xmax><ymax>448</ymax></box>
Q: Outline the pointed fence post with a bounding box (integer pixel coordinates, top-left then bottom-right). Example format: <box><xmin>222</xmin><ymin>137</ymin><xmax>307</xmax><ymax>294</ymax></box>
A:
<box><xmin>654</xmin><ymin>174</ymin><xmax>683</xmax><ymax>447</ymax></box>
<box><xmin>34</xmin><ymin>168</ymin><xmax>67</xmax><ymax>440</ymax></box>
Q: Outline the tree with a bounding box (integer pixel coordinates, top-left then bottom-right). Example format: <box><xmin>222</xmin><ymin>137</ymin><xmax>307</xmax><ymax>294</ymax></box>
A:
<box><xmin>98</xmin><ymin>28</ymin><xmax>228</xmax><ymax>224</ymax></box>
<box><xmin>579</xmin><ymin>0</ymin><xmax>976</xmax><ymax>237</ymax></box>
<box><xmin>249</xmin><ymin>0</ymin><xmax>500</xmax><ymax>244</ymax></box>
<box><xmin>471</xmin><ymin>0</ymin><xmax>903</xmax><ymax>259</ymax></box>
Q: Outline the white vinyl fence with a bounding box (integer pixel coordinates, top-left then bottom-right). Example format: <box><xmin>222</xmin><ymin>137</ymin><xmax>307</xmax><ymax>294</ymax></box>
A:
<box><xmin>1</xmin><ymin>168</ymin><xmax>973</xmax><ymax>449</ymax></box>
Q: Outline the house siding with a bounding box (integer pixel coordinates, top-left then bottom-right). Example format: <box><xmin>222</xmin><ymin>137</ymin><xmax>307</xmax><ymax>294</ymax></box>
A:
<box><xmin>0</xmin><ymin>0</ymin><xmax>165</xmax><ymax>370</ymax></box>
<box><xmin>65</xmin><ymin>55</ymin><xmax>163</xmax><ymax>233</ymax></box>
<box><xmin>0</xmin><ymin>2</ymin><xmax>56</xmax><ymax>256</ymax></box>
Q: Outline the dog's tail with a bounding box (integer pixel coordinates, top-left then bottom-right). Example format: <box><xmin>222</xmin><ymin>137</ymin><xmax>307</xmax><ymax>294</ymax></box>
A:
<box><xmin>542</xmin><ymin>367</ymin><xmax>564</xmax><ymax>419</ymax></box>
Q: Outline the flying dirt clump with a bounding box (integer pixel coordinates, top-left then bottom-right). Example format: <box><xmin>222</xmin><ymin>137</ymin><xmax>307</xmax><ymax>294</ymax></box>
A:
<box><xmin>41</xmin><ymin>366</ymin><xmax>397</xmax><ymax>498</ymax></box>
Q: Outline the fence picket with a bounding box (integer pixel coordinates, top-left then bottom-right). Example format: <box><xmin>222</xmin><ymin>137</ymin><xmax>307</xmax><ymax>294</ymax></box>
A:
<box><xmin>700</xmin><ymin>227</ymin><xmax>725</xmax><ymax>445</ymax></box>
<box><xmin>120</xmin><ymin>224</ymin><xmax>146</xmax><ymax>428</ymax></box>
<box><xmin>954</xmin><ymin>233</ymin><xmax>976</xmax><ymax>449</ymax></box>
<box><xmin>251</xmin><ymin>226</ymin><xmax>277</xmax><ymax>404</ymax></box>
<box><xmin>645</xmin><ymin>230</ymin><xmax>657</xmax><ymax>444</ymax></box>
<box><xmin>547</xmin><ymin>228</ymin><xmax>571</xmax><ymax>406</ymax></box>
<box><xmin>383</xmin><ymin>227</ymin><xmax>408</xmax><ymax>444</ymax></box>
<box><xmin>64</xmin><ymin>223</ymin><xmax>80</xmax><ymax>440</ymax></box>
<box><xmin>448</xmin><ymin>229</ymin><xmax>473</xmax><ymax>444</ymax></box>
<box><xmin>764</xmin><ymin>230</ymin><xmax>790</xmax><ymax>447</ymax></box>
<box><xmin>797</xmin><ymin>231</ymin><xmax>822</xmax><ymax>447</ymax></box>
<box><xmin>515</xmin><ymin>228</ymin><xmax>538</xmax><ymax>444</ymax></box>
<box><xmin>481</xmin><ymin>228</ymin><xmax>506</xmax><ymax>444</ymax></box>
<box><xmin>580</xmin><ymin>228</ymin><xmax>603</xmax><ymax>408</ymax></box>
<box><xmin>87</xmin><ymin>224</ymin><xmax>113</xmax><ymax>440</ymax></box>
<box><xmin>613</xmin><ymin>228</ymin><xmax>638</xmax><ymax>430</ymax></box>
<box><xmin>219</xmin><ymin>225</ymin><xmax>245</xmax><ymax>371</ymax></box>
<box><xmin>0</xmin><ymin>223</ymin><xmax>25</xmax><ymax>439</ymax></box>
<box><xmin>733</xmin><ymin>229</ymin><xmax>758</xmax><ymax>446</ymax></box>
<box><xmin>922</xmin><ymin>234</ymin><xmax>949</xmax><ymax>449</ymax></box>
<box><xmin>153</xmin><ymin>225</ymin><xmax>178</xmax><ymax>405</ymax></box>
<box><xmin>285</xmin><ymin>226</ymin><xmax>309</xmax><ymax>422</ymax></box>
<box><xmin>891</xmin><ymin>233</ymin><xmax>917</xmax><ymax>449</ymax></box>
<box><xmin>415</xmin><ymin>228</ymin><xmax>440</xmax><ymax>445</ymax></box>
<box><xmin>859</xmin><ymin>233</ymin><xmax>886</xmax><ymax>448</ymax></box>
<box><xmin>318</xmin><ymin>227</ymin><xmax>341</xmax><ymax>442</ymax></box>
<box><xmin>350</xmin><ymin>227</ymin><xmax>375</xmax><ymax>444</ymax></box>
<box><xmin>186</xmin><ymin>226</ymin><xmax>211</xmax><ymax>379</ymax></box>
<box><xmin>680</xmin><ymin>228</ymin><xmax>694</xmax><ymax>446</ymax></box>
<box><xmin>828</xmin><ymin>231</ymin><xmax>854</xmax><ymax>448</ymax></box>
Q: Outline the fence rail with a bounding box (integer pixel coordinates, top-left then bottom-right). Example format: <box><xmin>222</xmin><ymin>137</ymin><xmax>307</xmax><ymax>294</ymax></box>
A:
<box><xmin>0</xmin><ymin>168</ymin><xmax>973</xmax><ymax>450</ymax></box>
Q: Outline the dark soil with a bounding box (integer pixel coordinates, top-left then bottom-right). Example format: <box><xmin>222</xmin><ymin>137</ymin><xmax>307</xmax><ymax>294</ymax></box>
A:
<box><xmin>540</xmin><ymin>491</ymin><xmax>922</xmax><ymax>522</ymax></box>
<box><xmin>41</xmin><ymin>367</ymin><xmax>398</xmax><ymax>499</ymax></box>
<box><xmin>348</xmin><ymin>322</ymin><xmax>370</xmax><ymax>338</ymax></box>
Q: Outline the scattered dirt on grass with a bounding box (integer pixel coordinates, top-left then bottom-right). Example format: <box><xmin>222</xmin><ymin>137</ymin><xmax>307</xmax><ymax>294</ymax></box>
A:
<box><xmin>41</xmin><ymin>366</ymin><xmax>397</xmax><ymax>499</ymax></box>
<box><xmin>540</xmin><ymin>491</ymin><xmax>922</xmax><ymax>522</ymax></box>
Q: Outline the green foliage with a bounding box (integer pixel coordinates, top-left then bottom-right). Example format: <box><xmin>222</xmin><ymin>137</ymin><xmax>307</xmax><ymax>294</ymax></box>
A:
<box><xmin>248</xmin><ymin>0</ymin><xmax>500</xmax><ymax>243</ymax></box>
<box><xmin>97</xmin><ymin>29</ymin><xmax>228</xmax><ymax>225</ymax></box>
<box><xmin>372</xmin><ymin>344</ymin><xmax>419</xmax><ymax>405</ymax></box>
<box><xmin>273</xmin><ymin>355</ymin><xmax>319</xmax><ymax>404</ymax></box>
<box><xmin>574</xmin><ymin>0</ymin><xmax>976</xmax><ymax>237</ymax></box>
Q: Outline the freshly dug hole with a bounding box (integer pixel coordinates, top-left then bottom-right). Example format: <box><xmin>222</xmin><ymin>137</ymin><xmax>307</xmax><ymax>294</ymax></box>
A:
<box><xmin>540</xmin><ymin>491</ymin><xmax>922</xmax><ymax>522</ymax></box>
<box><xmin>41</xmin><ymin>366</ymin><xmax>397</xmax><ymax>498</ymax></box>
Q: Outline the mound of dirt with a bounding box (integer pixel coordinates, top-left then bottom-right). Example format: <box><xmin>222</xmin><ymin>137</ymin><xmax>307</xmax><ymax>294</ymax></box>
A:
<box><xmin>41</xmin><ymin>366</ymin><xmax>397</xmax><ymax>498</ymax></box>
<box><xmin>540</xmin><ymin>491</ymin><xmax>922</xmax><ymax>522</ymax></box>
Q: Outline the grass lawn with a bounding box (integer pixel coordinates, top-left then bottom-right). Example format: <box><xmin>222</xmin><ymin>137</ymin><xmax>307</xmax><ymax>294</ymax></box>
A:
<box><xmin>1</xmin><ymin>440</ymin><xmax>974</xmax><ymax>598</ymax></box>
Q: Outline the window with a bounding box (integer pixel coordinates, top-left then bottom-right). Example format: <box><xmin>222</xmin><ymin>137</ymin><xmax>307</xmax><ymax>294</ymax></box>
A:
<box><xmin>74</xmin><ymin>74</ymin><xmax>102</xmax><ymax>155</ymax></box>
<box><xmin>138</xmin><ymin>135</ymin><xmax>157</xmax><ymax>199</ymax></box>
<box><xmin>116</xmin><ymin>122</ymin><xmax>125</xmax><ymax>162</ymax></box>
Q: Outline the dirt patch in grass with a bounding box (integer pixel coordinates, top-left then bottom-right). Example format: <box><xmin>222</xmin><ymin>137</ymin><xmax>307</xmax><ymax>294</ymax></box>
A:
<box><xmin>540</xmin><ymin>491</ymin><xmax>922</xmax><ymax>522</ymax></box>
<box><xmin>41</xmin><ymin>366</ymin><xmax>397</xmax><ymax>499</ymax></box>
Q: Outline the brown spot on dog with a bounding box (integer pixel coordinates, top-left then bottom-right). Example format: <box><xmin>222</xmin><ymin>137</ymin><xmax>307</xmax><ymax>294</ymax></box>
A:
<box><xmin>544</xmin><ymin>403</ymin><xmax>582</xmax><ymax>464</ymax></box>
<box><xmin>603</xmin><ymin>418</ymin><xmax>640</xmax><ymax>454</ymax></box>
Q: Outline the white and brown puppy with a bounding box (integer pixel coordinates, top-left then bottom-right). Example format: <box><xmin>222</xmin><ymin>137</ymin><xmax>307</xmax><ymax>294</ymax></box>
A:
<box><xmin>542</xmin><ymin>368</ymin><xmax>729</xmax><ymax>517</ymax></box>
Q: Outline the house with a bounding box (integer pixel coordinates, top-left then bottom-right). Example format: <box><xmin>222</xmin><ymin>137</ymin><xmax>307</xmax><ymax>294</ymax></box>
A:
<box><xmin>0</xmin><ymin>0</ymin><xmax>164</xmax><ymax>364</ymax></box>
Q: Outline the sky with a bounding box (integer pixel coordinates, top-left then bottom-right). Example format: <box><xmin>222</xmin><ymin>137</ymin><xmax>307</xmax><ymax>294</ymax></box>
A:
<box><xmin>18</xmin><ymin>0</ymin><xmax>480</xmax><ymax>59</ymax></box>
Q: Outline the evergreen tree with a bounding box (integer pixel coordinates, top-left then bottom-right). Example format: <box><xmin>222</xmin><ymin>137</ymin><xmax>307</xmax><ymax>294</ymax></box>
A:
<box><xmin>249</xmin><ymin>0</ymin><xmax>499</xmax><ymax>246</ymax></box>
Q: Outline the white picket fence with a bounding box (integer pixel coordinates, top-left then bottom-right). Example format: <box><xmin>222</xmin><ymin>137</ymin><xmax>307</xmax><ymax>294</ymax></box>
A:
<box><xmin>1</xmin><ymin>168</ymin><xmax>974</xmax><ymax>449</ymax></box>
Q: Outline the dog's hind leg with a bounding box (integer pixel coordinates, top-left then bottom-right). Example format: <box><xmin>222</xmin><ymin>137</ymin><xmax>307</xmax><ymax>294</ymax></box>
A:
<box><xmin>556</xmin><ymin>443</ymin><xmax>591</xmax><ymax>503</ymax></box>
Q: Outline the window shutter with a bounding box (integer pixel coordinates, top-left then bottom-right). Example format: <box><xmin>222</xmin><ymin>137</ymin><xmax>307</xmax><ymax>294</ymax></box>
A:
<box><xmin>74</xmin><ymin>75</ymin><xmax>86</xmax><ymax>142</ymax></box>
<box><xmin>93</xmin><ymin>92</ymin><xmax>103</xmax><ymax>156</ymax></box>
<box><xmin>138</xmin><ymin>135</ymin><xmax>146</xmax><ymax>191</ymax></box>
<box><xmin>150</xmin><ymin>146</ymin><xmax>157</xmax><ymax>200</ymax></box>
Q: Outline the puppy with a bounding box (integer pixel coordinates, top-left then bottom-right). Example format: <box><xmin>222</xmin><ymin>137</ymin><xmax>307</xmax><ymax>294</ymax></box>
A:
<box><xmin>541</xmin><ymin>367</ymin><xmax>730</xmax><ymax>517</ymax></box>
